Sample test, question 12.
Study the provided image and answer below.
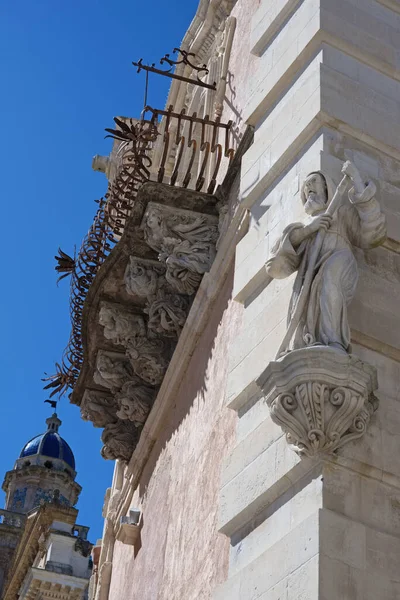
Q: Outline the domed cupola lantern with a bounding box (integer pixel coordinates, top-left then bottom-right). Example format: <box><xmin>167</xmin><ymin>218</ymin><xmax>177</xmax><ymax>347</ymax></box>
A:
<box><xmin>2</xmin><ymin>412</ymin><xmax>82</xmax><ymax>514</ymax></box>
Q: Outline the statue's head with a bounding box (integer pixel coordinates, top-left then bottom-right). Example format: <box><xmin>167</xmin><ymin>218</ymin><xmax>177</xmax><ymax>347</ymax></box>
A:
<box><xmin>302</xmin><ymin>172</ymin><xmax>328</xmax><ymax>215</ymax></box>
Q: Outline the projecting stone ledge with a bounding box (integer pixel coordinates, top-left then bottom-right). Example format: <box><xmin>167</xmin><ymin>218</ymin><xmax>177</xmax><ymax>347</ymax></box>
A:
<box><xmin>71</xmin><ymin>182</ymin><xmax>220</xmax><ymax>462</ymax></box>
<box><xmin>256</xmin><ymin>347</ymin><xmax>378</xmax><ymax>458</ymax></box>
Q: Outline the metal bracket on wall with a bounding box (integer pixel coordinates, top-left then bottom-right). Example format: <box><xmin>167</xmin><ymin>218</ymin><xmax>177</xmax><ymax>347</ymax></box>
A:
<box><xmin>133</xmin><ymin>47</ymin><xmax>217</xmax><ymax>91</ymax></box>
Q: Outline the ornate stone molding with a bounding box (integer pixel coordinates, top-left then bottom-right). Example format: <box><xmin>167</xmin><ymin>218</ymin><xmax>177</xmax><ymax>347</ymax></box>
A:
<box><xmin>257</xmin><ymin>347</ymin><xmax>378</xmax><ymax>458</ymax></box>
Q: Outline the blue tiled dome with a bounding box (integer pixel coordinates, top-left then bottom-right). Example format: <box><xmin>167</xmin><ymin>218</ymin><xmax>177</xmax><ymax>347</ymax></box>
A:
<box><xmin>19</xmin><ymin>414</ymin><xmax>75</xmax><ymax>470</ymax></box>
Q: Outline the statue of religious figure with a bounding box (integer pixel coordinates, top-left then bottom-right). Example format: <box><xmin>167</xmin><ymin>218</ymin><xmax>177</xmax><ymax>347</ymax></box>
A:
<box><xmin>266</xmin><ymin>161</ymin><xmax>386</xmax><ymax>356</ymax></box>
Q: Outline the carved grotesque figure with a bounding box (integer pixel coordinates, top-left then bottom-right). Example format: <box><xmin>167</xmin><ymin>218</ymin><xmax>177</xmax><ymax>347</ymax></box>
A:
<box><xmin>101</xmin><ymin>421</ymin><xmax>138</xmax><ymax>462</ymax></box>
<box><xmin>165</xmin><ymin>240</ymin><xmax>215</xmax><ymax>294</ymax></box>
<box><xmin>124</xmin><ymin>257</ymin><xmax>164</xmax><ymax>298</ymax></box>
<box><xmin>115</xmin><ymin>381</ymin><xmax>155</xmax><ymax>425</ymax></box>
<box><xmin>81</xmin><ymin>390</ymin><xmax>118</xmax><ymax>428</ymax></box>
<box><xmin>146</xmin><ymin>293</ymin><xmax>189</xmax><ymax>337</ymax></box>
<box><xmin>165</xmin><ymin>264</ymin><xmax>202</xmax><ymax>295</ymax></box>
<box><xmin>142</xmin><ymin>204</ymin><xmax>219</xmax><ymax>297</ymax></box>
<box><xmin>166</xmin><ymin>239</ymin><xmax>216</xmax><ymax>274</ymax></box>
<box><xmin>266</xmin><ymin>161</ymin><xmax>386</xmax><ymax>354</ymax></box>
<box><xmin>126</xmin><ymin>337</ymin><xmax>171</xmax><ymax>386</ymax></box>
<box><xmin>144</xmin><ymin>206</ymin><xmax>218</xmax><ymax>254</ymax></box>
<box><xmin>94</xmin><ymin>351</ymin><xmax>133</xmax><ymax>392</ymax></box>
<box><xmin>99</xmin><ymin>303</ymin><xmax>146</xmax><ymax>346</ymax></box>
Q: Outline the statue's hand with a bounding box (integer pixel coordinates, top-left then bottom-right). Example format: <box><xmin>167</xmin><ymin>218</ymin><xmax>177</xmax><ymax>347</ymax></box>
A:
<box><xmin>307</xmin><ymin>214</ymin><xmax>333</xmax><ymax>235</ymax></box>
<box><xmin>341</xmin><ymin>160</ymin><xmax>360</xmax><ymax>181</ymax></box>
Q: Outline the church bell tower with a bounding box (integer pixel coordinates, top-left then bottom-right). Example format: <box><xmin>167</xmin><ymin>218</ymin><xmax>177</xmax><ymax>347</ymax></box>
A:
<box><xmin>0</xmin><ymin>413</ymin><xmax>92</xmax><ymax>599</ymax></box>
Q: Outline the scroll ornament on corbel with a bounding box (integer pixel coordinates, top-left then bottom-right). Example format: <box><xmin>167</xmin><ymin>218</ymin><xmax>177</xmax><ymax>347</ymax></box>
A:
<box><xmin>259</xmin><ymin>159</ymin><xmax>386</xmax><ymax>457</ymax></box>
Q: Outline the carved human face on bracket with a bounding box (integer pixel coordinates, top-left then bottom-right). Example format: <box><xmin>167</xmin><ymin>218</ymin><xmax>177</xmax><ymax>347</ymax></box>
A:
<box><xmin>146</xmin><ymin>211</ymin><xmax>162</xmax><ymax>231</ymax></box>
<box><xmin>303</xmin><ymin>172</ymin><xmax>328</xmax><ymax>215</ymax></box>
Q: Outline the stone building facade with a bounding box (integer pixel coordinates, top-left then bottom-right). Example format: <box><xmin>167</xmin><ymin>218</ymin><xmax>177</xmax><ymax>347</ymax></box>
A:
<box><xmin>54</xmin><ymin>0</ymin><xmax>400</xmax><ymax>598</ymax></box>
<box><xmin>0</xmin><ymin>415</ymin><xmax>92</xmax><ymax>599</ymax></box>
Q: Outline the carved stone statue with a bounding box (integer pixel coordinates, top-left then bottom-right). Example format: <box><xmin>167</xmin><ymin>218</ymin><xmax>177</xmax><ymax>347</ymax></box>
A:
<box><xmin>115</xmin><ymin>381</ymin><xmax>155</xmax><ymax>425</ymax></box>
<box><xmin>99</xmin><ymin>303</ymin><xmax>146</xmax><ymax>346</ymax></box>
<box><xmin>94</xmin><ymin>351</ymin><xmax>134</xmax><ymax>392</ymax></box>
<box><xmin>260</xmin><ymin>160</ymin><xmax>386</xmax><ymax>458</ymax></box>
<box><xmin>266</xmin><ymin>161</ymin><xmax>386</xmax><ymax>355</ymax></box>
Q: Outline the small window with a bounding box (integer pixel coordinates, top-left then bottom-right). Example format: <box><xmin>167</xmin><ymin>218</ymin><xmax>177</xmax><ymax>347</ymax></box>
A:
<box><xmin>24</xmin><ymin>461</ymin><xmax>31</xmax><ymax>467</ymax></box>
<box><xmin>44</xmin><ymin>461</ymin><xmax>53</xmax><ymax>469</ymax></box>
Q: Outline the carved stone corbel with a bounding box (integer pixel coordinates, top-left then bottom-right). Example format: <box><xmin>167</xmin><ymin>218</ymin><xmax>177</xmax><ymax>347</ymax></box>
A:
<box><xmin>126</xmin><ymin>337</ymin><xmax>172</xmax><ymax>386</ymax></box>
<box><xmin>164</xmin><ymin>263</ymin><xmax>202</xmax><ymax>295</ymax></box>
<box><xmin>257</xmin><ymin>347</ymin><xmax>378</xmax><ymax>458</ymax></box>
<box><xmin>142</xmin><ymin>203</ymin><xmax>219</xmax><ymax>295</ymax></box>
<box><xmin>146</xmin><ymin>292</ymin><xmax>189</xmax><ymax>338</ymax></box>
<box><xmin>124</xmin><ymin>257</ymin><xmax>166</xmax><ymax>298</ymax></box>
<box><xmin>93</xmin><ymin>351</ymin><xmax>134</xmax><ymax>392</ymax></box>
<box><xmin>81</xmin><ymin>390</ymin><xmax>118</xmax><ymax>428</ymax></box>
<box><xmin>115</xmin><ymin>380</ymin><xmax>155</xmax><ymax>425</ymax></box>
<box><xmin>99</xmin><ymin>303</ymin><xmax>146</xmax><ymax>346</ymax></box>
<box><xmin>101</xmin><ymin>421</ymin><xmax>139</xmax><ymax>462</ymax></box>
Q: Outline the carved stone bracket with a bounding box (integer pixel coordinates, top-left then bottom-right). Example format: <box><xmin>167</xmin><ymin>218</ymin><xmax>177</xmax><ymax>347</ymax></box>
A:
<box><xmin>99</xmin><ymin>303</ymin><xmax>146</xmax><ymax>346</ymax></box>
<box><xmin>124</xmin><ymin>257</ymin><xmax>190</xmax><ymax>338</ymax></box>
<box><xmin>72</xmin><ymin>182</ymin><xmax>223</xmax><ymax>462</ymax></box>
<box><xmin>93</xmin><ymin>351</ymin><xmax>134</xmax><ymax>393</ymax></box>
<box><xmin>256</xmin><ymin>347</ymin><xmax>378</xmax><ymax>458</ymax></box>
<box><xmin>80</xmin><ymin>390</ymin><xmax>118</xmax><ymax>428</ymax></box>
<box><xmin>101</xmin><ymin>421</ymin><xmax>139</xmax><ymax>461</ymax></box>
<box><xmin>124</xmin><ymin>257</ymin><xmax>167</xmax><ymax>299</ymax></box>
<box><xmin>126</xmin><ymin>336</ymin><xmax>172</xmax><ymax>385</ymax></box>
<box><xmin>115</xmin><ymin>380</ymin><xmax>155</xmax><ymax>425</ymax></box>
<box><xmin>142</xmin><ymin>203</ymin><xmax>219</xmax><ymax>295</ymax></box>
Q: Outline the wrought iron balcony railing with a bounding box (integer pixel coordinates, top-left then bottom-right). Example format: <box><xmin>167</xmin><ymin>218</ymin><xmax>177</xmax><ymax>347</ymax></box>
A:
<box><xmin>46</xmin><ymin>106</ymin><xmax>235</xmax><ymax>397</ymax></box>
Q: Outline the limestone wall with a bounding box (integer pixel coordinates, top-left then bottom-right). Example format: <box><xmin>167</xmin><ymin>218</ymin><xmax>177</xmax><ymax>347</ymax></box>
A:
<box><xmin>216</xmin><ymin>0</ymin><xmax>400</xmax><ymax>598</ymax></box>
<box><xmin>107</xmin><ymin>269</ymin><xmax>240</xmax><ymax>600</ymax></box>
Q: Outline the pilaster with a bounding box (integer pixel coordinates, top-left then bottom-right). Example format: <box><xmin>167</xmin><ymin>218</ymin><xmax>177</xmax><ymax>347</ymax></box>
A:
<box><xmin>216</xmin><ymin>0</ymin><xmax>400</xmax><ymax>598</ymax></box>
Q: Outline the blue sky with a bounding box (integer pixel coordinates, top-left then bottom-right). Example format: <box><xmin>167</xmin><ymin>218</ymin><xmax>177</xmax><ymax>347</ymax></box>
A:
<box><xmin>0</xmin><ymin>0</ymin><xmax>198</xmax><ymax>541</ymax></box>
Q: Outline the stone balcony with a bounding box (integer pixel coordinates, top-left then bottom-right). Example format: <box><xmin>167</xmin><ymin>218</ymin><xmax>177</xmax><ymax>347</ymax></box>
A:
<box><xmin>0</xmin><ymin>509</ymin><xmax>26</xmax><ymax>529</ymax></box>
<box><xmin>50</xmin><ymin>107</ymin><xmax>252</xmax><ymax>462</ymax></box>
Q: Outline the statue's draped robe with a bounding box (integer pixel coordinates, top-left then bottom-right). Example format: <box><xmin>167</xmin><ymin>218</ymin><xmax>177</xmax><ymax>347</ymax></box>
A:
<box><xmin>266</xmin><ymin>182</ymin><xmax>386</xmax><ymax>352</ymax></box>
